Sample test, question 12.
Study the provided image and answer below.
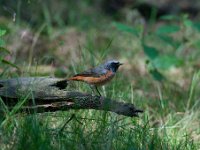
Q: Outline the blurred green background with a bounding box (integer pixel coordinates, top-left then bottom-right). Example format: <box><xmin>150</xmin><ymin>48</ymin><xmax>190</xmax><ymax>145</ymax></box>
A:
<box><xmin>0</xmin><ymin>0</ymin><xmax>200</xmax><ymax>149</ymax></box>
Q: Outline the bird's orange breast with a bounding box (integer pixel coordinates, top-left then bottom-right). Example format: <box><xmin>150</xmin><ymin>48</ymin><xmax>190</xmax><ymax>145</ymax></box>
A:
<box><xmin>69</xmin><ymin>70</ymin><xmax>114</xmax><ymax>86</ymax></box>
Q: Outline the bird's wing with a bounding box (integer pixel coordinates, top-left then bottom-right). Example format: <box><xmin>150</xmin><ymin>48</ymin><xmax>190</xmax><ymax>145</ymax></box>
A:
<box><xmin>73</xmin><ymin>67</ymin><xmax>107</xmax><ymax>77</ymax></box>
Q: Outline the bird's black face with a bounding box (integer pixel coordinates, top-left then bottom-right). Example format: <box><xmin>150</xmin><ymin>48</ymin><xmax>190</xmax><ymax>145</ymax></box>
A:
<box><xmin>105</xmin><ymin>61</ymin><xmax>123</xmax><ymax>72</ymax></box>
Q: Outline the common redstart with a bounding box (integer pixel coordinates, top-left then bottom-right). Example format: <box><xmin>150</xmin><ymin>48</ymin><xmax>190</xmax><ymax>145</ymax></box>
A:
<box><xmin>68</xmin><ymin>60</ymin><xmax>123</xmax><ymax>96</ymax></box>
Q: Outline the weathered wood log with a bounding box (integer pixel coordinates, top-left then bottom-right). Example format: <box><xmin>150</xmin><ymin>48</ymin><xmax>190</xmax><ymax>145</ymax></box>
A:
<box><xmin>0</xmin><ymin>77</ymin><xmax>143</xmax><ymax>117</ymax></box>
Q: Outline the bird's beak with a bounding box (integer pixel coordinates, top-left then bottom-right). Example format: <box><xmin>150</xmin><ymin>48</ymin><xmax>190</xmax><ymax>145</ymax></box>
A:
<box><xmin>119</xmin><ymin>63</ymin><xmax>123</xmax><ymax>66</ymax></box>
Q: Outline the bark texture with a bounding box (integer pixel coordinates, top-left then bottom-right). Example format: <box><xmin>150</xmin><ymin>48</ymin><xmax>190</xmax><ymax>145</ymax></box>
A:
<box><xmin>0</xmin><ymin>77</ymin><xmax>143</xmax><ymax>117</ymax></box>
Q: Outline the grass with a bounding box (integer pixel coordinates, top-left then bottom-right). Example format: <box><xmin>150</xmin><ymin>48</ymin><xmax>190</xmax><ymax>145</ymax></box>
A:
<box><xmin>1</xmin><ymin>1</ymin><xmax>200</xmax><ymax>149</ymax></box>
<box><xmin>0</xmin><ymin>71</ymin><xmax>199</xmax><ymax>149</ymax></box>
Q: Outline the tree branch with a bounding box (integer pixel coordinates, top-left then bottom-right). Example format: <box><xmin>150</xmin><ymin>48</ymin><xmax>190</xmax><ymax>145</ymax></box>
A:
<box><xmin>0</xmin><ymin>77</ymin><xmax>143</xmax><ymax>117</ymax></box>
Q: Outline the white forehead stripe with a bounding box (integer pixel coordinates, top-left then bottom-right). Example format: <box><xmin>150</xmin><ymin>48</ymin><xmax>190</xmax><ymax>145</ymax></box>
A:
<box><xmin>106</xmin><ymin>60</ymin><xmax>119</xmax><ymax>64</ymax></box>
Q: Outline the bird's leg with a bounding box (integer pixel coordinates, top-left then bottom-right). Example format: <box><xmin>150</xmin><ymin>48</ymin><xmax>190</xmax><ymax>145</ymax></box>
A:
<box><xmin>95</xmin><ymin>86</ymin><xmax>101</xmax><ymax>96</ymax></box>
<box><xmin>89</xmin><ymin>85</ymin><xmax>101</xmax><ymax>96</ymax></box>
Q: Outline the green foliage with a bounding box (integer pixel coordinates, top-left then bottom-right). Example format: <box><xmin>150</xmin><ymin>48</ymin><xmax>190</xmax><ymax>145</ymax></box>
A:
<box><xmin>159</xmin><ymin>15</ymin><xmax>179</xmax><ymax>21</ymax></box>
<box><xmin>158</xmin><ymin>35</ymin><xmax>180</xmax><ymax>48</ymax></box>
<box><xmin>0</xmin><ymin>28</ymin><xmax>19</xmax><ymax>73</ymax></box>
<box><xmin>112</xmin><ymin>22</ymin><xmax>142</xmax><ymax>37</ymax></box>
<box><xmin>193</xmin><ymin>22</ymin><xmax>200</xmax><ymax>31</ymax></box>
<box><xmin>112</xmin><ymin>22</ymin><xmax>184</xmax><ymax>73</ymax></box>
<box><xmin>0</xmin><ymin>29</ymin><xmax>6</xmax><ymax>47</ymax></box>
<box><xmin>153</xmin><ymin>55</ymin><xmax>183</xmax><ymax>70</ymax></box>
<box><xmin>146</xmin><ymin>60</ymin><xmax>166</xmax><ymax>82</ymax></box>
<box><xmin>0</xmin><ymin>29</ymin><xmax>6</xmax><ymax>37</ymax></box>
<box><xmin>142</xmin><ymin>44</ymin><xmax>159</xmax><ymax>60</ymax></box>
<box><xmin>112</xmin><ymin>16</ymin><xmax>200</xmax><ymax>79</ymax></box>
<box><xmin>0</xmin><ymin>2</ymin><xmax>200</xmax><ymax>149</ymax></box>
<box><xmin>155</xmin><ymin>25</ymin><xmax>180</xmax><ymax>35</ymax></box>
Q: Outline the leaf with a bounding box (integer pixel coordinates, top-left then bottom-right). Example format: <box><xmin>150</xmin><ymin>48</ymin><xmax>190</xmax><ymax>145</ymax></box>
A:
<box><xmin>149</xmin><ymin>69</ymin><xmax>166</xmax><ymax>82</ymax></box>
<box><xmin>183</xmin><ymin>19</ymin><xmax>193</xmax><ymax>27</ymax></box>
<box><xmin>158</xmin><ymin>35</ymin><xmax>180</xmax><ymax>48</ymax></box>
<box><xmin>112</xmin><ymin>22</ymin><xmax>140</xmax><ymax>37</ymax></box>
<box><xmin>156</xmin><ymin>25</ymin><xmax>180</xmax><ymax>35</ymax></box>
<box><xmin>159</xmin><ymin>15</ymin><xmax>178</xmax><ymax>21</ymax></box>
<box><xmin>0</xmin><ymin>97</ymin><xmax>10</xmax><ymax>115</ymax></box>
<box><xmin>192</xmin><ymin>40</ymin><xmax>200</xmax><ymax>49</ymax></box>
<box><xmin>146</xmin><ymin>60</ymin><xmax>166</xmax><ymax>81</ymax></box>
<box><xmin>0</xmin><ymin>29</ymin><xmax>6</xmax><ymax>37</ymax></box>
<box><xmin>193</xmin><ymin>22</ymin><xmax>200</xmax><ymax>32</ymax></box>
<box><xmin>152</xmin><ymin>55</ymin><xmax>183</xmax><ymax>70</ymax></box>
<box><xmin>1</xmin><ymin>59</ymin><xmax>19</xmax><ymax>69</ymax></box>
<box><xmin>143</xmin><ymin>44</ymin><xmax>159</xmax><ymax>60</ymax></box>
<box><xmin>0</xmin><ymin>47</ymin><xmax>11</xmax><ymax>54</ymax></box>
<box><xmin>0</xmin><ymin>39</ymin><xmax>5</xmax><ymax>46</ymax></box>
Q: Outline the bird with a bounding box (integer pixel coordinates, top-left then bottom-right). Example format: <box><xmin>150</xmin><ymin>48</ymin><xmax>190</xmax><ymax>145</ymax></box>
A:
<box><xmin>68</xmin><ymin>60</ymin><xmax>123</xmax><ymax>96</ymax></box>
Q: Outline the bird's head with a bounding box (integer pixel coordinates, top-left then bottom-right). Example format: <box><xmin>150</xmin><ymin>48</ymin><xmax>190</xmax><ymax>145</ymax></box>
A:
<box><xmin>104</xmin><ymin>60</ymin><xmax>123</xmax><ymax>72</ymax></box>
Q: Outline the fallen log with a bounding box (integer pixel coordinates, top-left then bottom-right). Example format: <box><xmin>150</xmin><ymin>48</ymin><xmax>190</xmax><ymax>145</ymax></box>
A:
<box><xmin>0</xmin><ymin>77</ymin><xmax>143</xmax><ymax>117</ymax></box>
